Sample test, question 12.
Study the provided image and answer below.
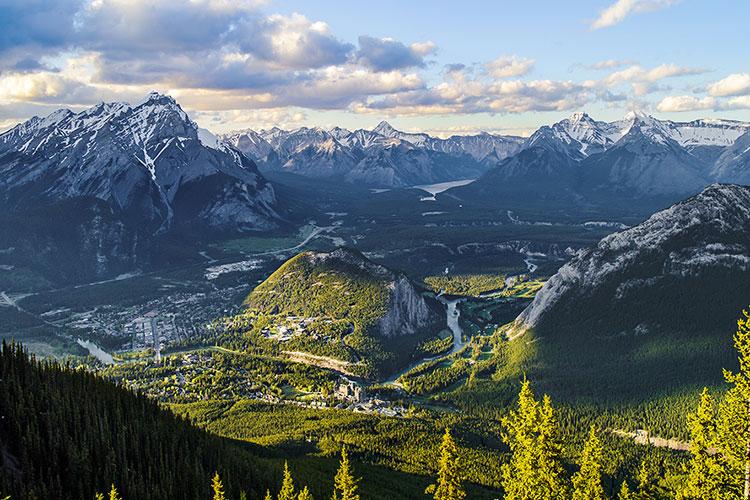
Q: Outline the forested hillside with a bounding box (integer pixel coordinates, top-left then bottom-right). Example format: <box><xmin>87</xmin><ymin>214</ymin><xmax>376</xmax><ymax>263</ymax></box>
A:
<box><xmin>0</xmin><ymin>342</ymin><xmax>278</xmax><ymax>500</ymax></box>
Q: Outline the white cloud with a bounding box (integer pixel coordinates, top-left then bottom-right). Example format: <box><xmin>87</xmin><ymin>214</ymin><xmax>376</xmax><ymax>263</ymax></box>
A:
<box><xmin>591</xmin><ymin>0</ymin><xmax>679</xmax><ymax>30</ymax></box>
<box><xmin>486</xmin><ymin>56</ymin><xmax>535</xmax><ymax>79</ymax></box>
<box><xmin>588</xmin><ymin>59</ymin><xmax>631</xmax><ymax>70</ymax></box>
<box><xmin>707</xmin><ymin>72</ymin><xmax>750</xmax><ymax>97</ymax></box>
<box><xmin>656</xmin><ymin>95</ymin><xmax>715</xmax><ymax>112</ymax></box>
<box><xmin>601</xmin><ymin>63</ymin><xmax>707</xmax><ymax>95</ymax></box>
<box><xmin>720</xmin><ymin>95</ymin><xmax>750</xmax><ymax>110</ymax></box>
<box><xmin>410</xmin><ymin>41</ymin><xmax>437</xmax><ymax>57</ymax></box>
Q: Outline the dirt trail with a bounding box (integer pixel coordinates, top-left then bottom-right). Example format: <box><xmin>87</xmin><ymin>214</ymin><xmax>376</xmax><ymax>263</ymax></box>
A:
<box><xmin>611</xmin><ymin>429</ymin><xmax>691</xmax><ymax>452</ymax></box>
<box><xmin>282</xmin><ymin>350</ymin><xmax>356</xmax><ymax>376</ymax></box>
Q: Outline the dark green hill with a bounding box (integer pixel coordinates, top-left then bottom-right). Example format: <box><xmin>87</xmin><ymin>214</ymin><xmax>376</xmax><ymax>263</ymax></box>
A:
<box><xmin>243</xmin><ymin>248</ymin><xmax>443</xmax><ymax>378</ymax></box>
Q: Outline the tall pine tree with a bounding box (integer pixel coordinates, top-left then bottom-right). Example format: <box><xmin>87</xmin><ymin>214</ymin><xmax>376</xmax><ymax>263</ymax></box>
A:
<box><xmin>212</xmin><ymin>472</ymin><xmax>226</xmax><ymax>500</ymax></box>
<box><xmin>332</xmin><ymin>446</ymin><xmax>359</xmax><ymax>500</ymax></box>
<box><xmin>278</xmin><ymin>462</ymin><xmax>296</xmax><ymax>500</ymax></box>
<box><xmin>679</xmin><ymin>388</ymin><xmax>731</xmax><ymax>499</ymax></box>
<box><xmin>426</xmin><ymin>428</ymin><xmax>465</xmax><ymax>500</ymax></box>
<box><xmin>501</xmin><ymin>380</ymin><xmax>567</xmax><ymax>499</ymax></box>
<box><xmin>572</xmin><ymin>426</ymin><xmax>605</xmax><ymax>500</ymax></box>
<box><xmin>721</xmin><ymin>308</ymin><xmax>750</xmax><ymax>499</ymax></box>
<box><xmin>108</xmin><ymin>484</ymin><xmax>121</xmax><ymax>500</ymax></box>
<box><xmin>298</xmin><ymin>486</ymin><xmax>314</xmax><ymax>500</ymax></box>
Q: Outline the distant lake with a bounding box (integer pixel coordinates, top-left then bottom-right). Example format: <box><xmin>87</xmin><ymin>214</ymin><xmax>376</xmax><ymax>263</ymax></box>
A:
<box><xmin>413</xmin><ymin>179</ymin><xmax>475</xmax><ymax>196</ymax></box>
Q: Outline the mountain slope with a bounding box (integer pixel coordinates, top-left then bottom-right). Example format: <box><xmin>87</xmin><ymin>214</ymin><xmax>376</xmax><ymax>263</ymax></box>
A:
<box><xmin>580</xmin><ymin>115</ymin><xmax>709</xmax><ymax>197</ymax></box>
<box><xmin>0</xmin><ymin>92</ymin><xmax>279</xmax><ymax>233</ymax></box>
<box><xmin>448</xmin><ymin>111</ymin><xmax>749</xmax><ymax>217</ymax></box>
<box><xmin>243</xmin><ymin>248</ymin><xmax>443</xmax><ymax>378</ymax></box>
<box><xmin>508</xmin><ymin>184</ymin><xmax>750</xmax><ymax>400</ymax></box>
<box><xmin>0</xmin><ymin>342</ymin><xmax>278</xmax><ymax>500</ymax></box>
<box><xmin>711</xmin><ymin>129</ymin><xmax>750</xmax><ymax>185</ymax></box>
<box><xmin>0</xmin><ymin>93</ymin><xmax>282</xmax><ymax>283</ymax></box>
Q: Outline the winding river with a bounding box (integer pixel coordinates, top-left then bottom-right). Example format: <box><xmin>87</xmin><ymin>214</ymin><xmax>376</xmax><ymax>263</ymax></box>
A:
<box><xmin>384</xmin><ymin>296</ymin><xmax>464</xmax><ymax>385</ymax></box>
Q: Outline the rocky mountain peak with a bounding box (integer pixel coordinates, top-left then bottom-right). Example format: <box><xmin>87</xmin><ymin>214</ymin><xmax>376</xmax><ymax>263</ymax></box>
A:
<box><xmin>515</xmin><ymin>183</ymin><xmax>750</xmax><ymax>331</ymax></box>
<box><xmin>373</xmin><ymin>120</ymin><xmax>397</xmax><ymax>136</ymax></box>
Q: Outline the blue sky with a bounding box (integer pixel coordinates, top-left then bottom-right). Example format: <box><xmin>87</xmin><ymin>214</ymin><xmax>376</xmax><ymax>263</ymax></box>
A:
<box><xmin>1</xmin><ymin>0</ymin><xmax>749</xmax><ymax>135</ymax></box>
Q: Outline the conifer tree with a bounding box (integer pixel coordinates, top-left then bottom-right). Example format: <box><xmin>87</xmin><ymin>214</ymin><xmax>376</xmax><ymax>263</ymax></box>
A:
<box><xmin>617</xmin><ymin>481</ymin><xmax>633</xmax><ymax>500</ymax></box>
<box><xmin>721</xmin><ymin>308</ymin><xmax>750</xmax><ymax>499</ymax></box>
<box><xmin>332</xmin><ymin>446</ymin><xmax>359</xmax><ymax>500</ymax></box>
<box><xmin>212</xmin><ymin>472</ymin><xmax>226</xmax><ymax>500</ymax></box>
<box><xmin>679</xmin><ymin>388</ymin><xmax>729</xmax><ymax>499</ymax></box>
<box><xmin>572</xmin><ymin>426</ymin><xmax>605</xmax><ymax>500</ymax></box>
<box><xmin>264</xmin><ymin>489</ymin><xmax>273</xmax><ymax>500</ymax></box>
<box><xmin>426</xmin><ymin>428</ymin><xmax>465</xmax><ymax>500</ymax></box>
<box><xmin>278</xmin><ymin>462</ymin><xmax>296</xmax><ymax>500</ymax></box>
<box><xmin>298</xmin><ymin>486</ymin><xmax>313</xmax><ymax>500</ymax></box>
<box><xmin>240</xmin><ymin>491</ymin><xmax>247</xmax><ymax>500</ymax></box>
<box><xmin>108</xmin><ymin>484</ymin><xmax>121</xmax><ymax>500</ymax></box>
<box><xmin>95</xmin><ymin>493</ymin><xmax>105</xmax><ymax>500</ymax></box>
<box><xmin>632</xmin><ymin>458</ymin><xmax>667</xmax><ymax>499</ymax></box>
<box><xmin>501</xmin><ymin>380</ymin><xmax>567</xmax><ymax>499</ymax></box>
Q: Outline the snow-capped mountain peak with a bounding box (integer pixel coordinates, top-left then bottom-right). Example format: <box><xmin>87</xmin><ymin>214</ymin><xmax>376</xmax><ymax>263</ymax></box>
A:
<box><xmin>0</xmin><ymin>94</ymin><xmax>279</xmax><ymax>235</ymax></box>
<box><xmin>373</xmin><ymin>120</ymin><xmax>397</xmax><ymax>136</ymax></box>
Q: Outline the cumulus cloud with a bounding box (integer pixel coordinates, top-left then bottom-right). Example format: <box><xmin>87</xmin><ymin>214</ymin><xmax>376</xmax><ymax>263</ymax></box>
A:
<box><xmin>356</xmin><ymin>36</ymin><xmax>435</xmax><ymax>71</ymax></box>
<box><xmin>356</xmin><ymin>66</ymin><xmax>589</xmax><ymax>116</ymax></box>
<box><xmin>486</xmin><ymin>56</ymin><xmax>535</xmax><ymax>78</ymax></box>
<box><xmin>591</xmin><ymin>0</ymin><xmax>680</xmax><ymax>30</ymax></box>
<box><xmin>600</xmin><ymin>63</ymin><xmax>707</xmax><ymax>95</ymax></box>
<box><xmin>720</xmin><ymin>96</ymin><xmax>750</xmax><ymax>111</ymax></box>
<box><xmin>656</xmin><ymin>95</ymin><xmax>715</xmax><ymax>112</ymax></box>
<box><xmin>707</xmin><ymin>73</ymin><xmax>750</xmax><ymax>97</ymax></box>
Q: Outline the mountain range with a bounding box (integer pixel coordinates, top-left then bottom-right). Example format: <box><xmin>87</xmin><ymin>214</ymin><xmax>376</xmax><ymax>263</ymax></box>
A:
<box><xmin>450</xmin><ymin>111</ymin><xmax>750</xmax><ymax>213</ymax></box>
<box><xmin>222</xmin><ymin>121</ymin><xmax>525</xmax><ymax>187</ymax></box>
<box><xmin>223</xmin><ymin>109</ymin><xmax>750</xmax><ymax>215</ymax></box>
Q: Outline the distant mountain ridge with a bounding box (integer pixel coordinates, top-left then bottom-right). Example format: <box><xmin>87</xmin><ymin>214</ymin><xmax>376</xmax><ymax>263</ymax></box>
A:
<box><xmin>449</xmin><ymin>111</ymin><xmax>750</xmax><ymax>215</ymax></box>
<box><xmin>222</xmin><ymin>121</ymin><xmax>525</xmax><ymax>187</ymax></box>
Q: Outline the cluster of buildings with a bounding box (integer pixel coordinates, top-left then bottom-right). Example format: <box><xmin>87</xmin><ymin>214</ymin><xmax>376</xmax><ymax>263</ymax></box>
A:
<box><xmin>260</xmin><ymin>315</ymin><xmax>332</xmax><ymax>342</ymax></box>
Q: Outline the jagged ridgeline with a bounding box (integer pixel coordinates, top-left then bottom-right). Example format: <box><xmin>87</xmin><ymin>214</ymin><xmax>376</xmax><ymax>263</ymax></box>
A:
<box><xmin>0</xmin><ymin>93</ymin><xmax>281</xmax><ymax>284</ymax></box>
<box><xmin>506</xmin><ymin>184</ymin><xmax>750</xmax><ymax>402</ymax></box>
<box><xmin>0</xmin><ymin>342</ymin><xmax>281</xmax><ymax>500</ymax></box>
<box><xmin>242</xmin><ymin>248</ymin><xmax>443</xmax><ymax>378</ymax></box>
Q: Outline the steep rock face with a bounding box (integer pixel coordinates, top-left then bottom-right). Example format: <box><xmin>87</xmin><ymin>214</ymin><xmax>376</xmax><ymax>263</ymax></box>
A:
<box><xmin>516</xmin><ymin>184</ymin><xmax>750</xmax><ymax>334</ymax></box>
<box><xmin>378</xmin><ymin>276</ymin><xmax>433</xmax><ymax>337</ymax></box>
<box><xmin>0</xmin><ymin>92</ymin><xmax>279</xmax><ymax>233</ymax></box>
<box><xmin>308</xmin><ymin>248</ymin><xmax>437</xmax><ymax>338</ymax></box>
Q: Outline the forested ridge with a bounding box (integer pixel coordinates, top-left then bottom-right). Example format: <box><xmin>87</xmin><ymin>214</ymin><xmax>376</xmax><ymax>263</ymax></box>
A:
<box><xmin>0</xmin><ymin>341</ymin><xmax>278</xmax><ymax>500</ymax></box>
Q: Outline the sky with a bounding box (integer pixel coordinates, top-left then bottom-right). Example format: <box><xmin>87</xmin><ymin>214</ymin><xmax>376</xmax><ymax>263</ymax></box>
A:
<box><xmin>1</xmin><ymin>0</ymin><xmax>749</xmax><ymax>136</ymax></box>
